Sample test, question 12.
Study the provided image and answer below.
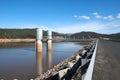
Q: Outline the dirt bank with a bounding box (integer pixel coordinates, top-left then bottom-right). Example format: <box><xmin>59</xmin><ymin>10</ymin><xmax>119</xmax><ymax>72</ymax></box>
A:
<box><xmin>0</xmin><ymin>38</ymin><xmax>35</xmax><ymax>43</ymax></box>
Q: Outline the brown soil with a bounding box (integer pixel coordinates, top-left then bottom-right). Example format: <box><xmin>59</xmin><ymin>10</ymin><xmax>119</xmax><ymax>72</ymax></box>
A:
<box><xmin>0</xmin><ymin>38</ymin><xmax>35</xmax><ymax>43</ymax></box>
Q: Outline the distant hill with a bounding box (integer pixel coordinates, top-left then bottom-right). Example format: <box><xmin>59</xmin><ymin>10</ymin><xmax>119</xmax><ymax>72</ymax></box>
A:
<box><xmin>109</xmin><ymin>33</ymin><xmax>120</xmax><ymax>41</ymax></box>
<box><xmin>0</xmin><ymin>29</ymin><xmax>120</xmax><ymax>41</ymax></box>
<box><xmin>111</xmin><ymin>33</ymin><xmax>120</xmax><ymax>36</ymax></box>
<box><xmin>71</xmin><ymin>31</ymin><xmax>101</xmax><ymax>39</ymax></box>
<box><xmin>0</xmin><ymin>29</ymin><xmax>35</xmax><ymax>38</ymax></box>
<box><xmin>71</xmin><ymin>31</ymin><xmax>120</xmax><ymax>41</ymax></box>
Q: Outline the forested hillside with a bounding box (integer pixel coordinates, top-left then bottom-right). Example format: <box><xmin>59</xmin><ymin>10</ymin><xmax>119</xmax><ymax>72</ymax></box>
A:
<box><xmin>0</xmin><ymin>29</ymin><xmax>62</xmax><ymax>38</ymax></box>
<box><xmin>0</xmin><ymin>29</ymin><xmax>35</xmax><ymax>38</ymax></box>
<box><xmin>71</xmin><ymin>31</ymin><xmax>120</xmax><ymax>41</ymax></box>
<box><xmin>0</xmin><ymin>29</ymin><xmax>120</xmax><ymax>41</ymax></box>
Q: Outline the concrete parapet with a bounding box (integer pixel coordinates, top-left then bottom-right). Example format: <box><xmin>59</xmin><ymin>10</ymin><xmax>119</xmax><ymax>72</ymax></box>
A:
<box><xmin>82</xmin><ymin>40</ymin><xmax>98</xmax><ymax>80</ymax></box>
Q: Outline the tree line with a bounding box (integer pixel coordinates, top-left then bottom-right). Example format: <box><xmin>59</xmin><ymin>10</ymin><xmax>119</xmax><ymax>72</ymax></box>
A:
<box><xmin>0</xmin><ymin>29</ymin><xmax>120</xmax><ymax>41</ymax></box>
<box><xmin>0</xmin><ymin>29</ymin><xmax>62</xmax><ymax>38</ymax></box>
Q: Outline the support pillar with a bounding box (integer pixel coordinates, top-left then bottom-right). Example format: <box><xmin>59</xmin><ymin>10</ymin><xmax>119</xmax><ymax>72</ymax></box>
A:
<box><xmin>47</xmin><ymin>30</ymin><xmax>52</xmax><ymax>51</ymax></box>
<box><xmin>36</xmin><ymin>28</ymin><xmax>43</xmax><ymax>53</ymax></box>
<box><xmin>36</xmin><ymin>28</ymin><xmax>43</xmax><ymax>75</ymax></box>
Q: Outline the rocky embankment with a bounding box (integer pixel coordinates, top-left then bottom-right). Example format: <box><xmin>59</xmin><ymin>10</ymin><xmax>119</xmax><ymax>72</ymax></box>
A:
<box><xmin>35</xmin><ymin>41</ymin><xmax>96</xmax><ymax>80</ymax></box>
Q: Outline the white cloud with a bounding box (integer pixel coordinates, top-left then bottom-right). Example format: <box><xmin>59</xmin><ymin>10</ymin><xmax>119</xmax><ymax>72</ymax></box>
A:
<box><xmin>50</xmin><ymin>21</ymin><xmax>120</xmax><ymax>34</ymax></box>
<box><xmin>74</xmin><ymin>15</ymin><xmax>90</xmax><ymax>20</ymax></box>
<box><xmin>93</xmin><ymin>12</ymin><xmax>114</xmax><ymax>20</ymax></box>
<box><xmin>103</xmin><ymin>15</ymin><xmax>114</xmax><ymax>20</ymax></box>
<box><xmin>0</xmin><ymin>24</ymin><xmax>55</xmax><ymax>31</ymax></box>
<box><xmin>93</xmin><ymin>12</ymin><xmax>103</xmax><ymax>19</ymax></box>
<box><xmin>21</xmin><ymin>24</ymin><xmax>56</xmax><ymax>31</ymax></box>
<box><xmin>80</xmin><ymin>16</ymin><xmax>90</xmax><ymax>20</ymax></box>
<box><xmin>74</xmin><ymin>15</ymin><xmax>78</xmax><ymax>18</ymax></box>
<box><xmin>93</xmin><ymin>12</ymin><xmax>98</xmax><ymax>15</ymax></box>
<box><xmin>53</xmin><ymin>22</ymin><xmax>108</xmax><ymax>33</ymax></box>
<box><xmin>113</xmin><ymin>24</ymin><xmax>120</xmax><ymax>27</ymax></box>
<box><xmin>116</xmin><ymin>13</ymin><xmax>120</xmax><ymax>19</ymax></box>
<box><xmin>18</xmin><ymin>24</ymin><xmax>43</xmax><ymax>29</ymax></box>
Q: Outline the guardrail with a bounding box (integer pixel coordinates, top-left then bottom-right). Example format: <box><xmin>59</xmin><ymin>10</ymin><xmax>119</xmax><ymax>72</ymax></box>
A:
<box><xmin>83</xmin><ymin>39</ymin><xmax>98</xmax><ymax>80</ymax></box>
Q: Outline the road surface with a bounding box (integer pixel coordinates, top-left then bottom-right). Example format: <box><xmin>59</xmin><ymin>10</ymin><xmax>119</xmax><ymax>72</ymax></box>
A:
<box><xmin>92</xmin><ymin>39</ymin><xmax>120</xmax><ymax>80</ymax></box>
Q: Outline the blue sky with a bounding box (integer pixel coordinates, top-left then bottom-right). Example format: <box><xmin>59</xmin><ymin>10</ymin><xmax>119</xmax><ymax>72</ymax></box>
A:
<box><xmin>0</xmin><ymin>0</ymin><xmax>120</xmax><ymax>34</ymax></box>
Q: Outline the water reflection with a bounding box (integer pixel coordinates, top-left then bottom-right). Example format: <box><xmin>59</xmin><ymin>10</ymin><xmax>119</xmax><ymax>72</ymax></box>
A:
<box><xmin>36</xmin><ymin>51</ymin><xmax>43</xmax><ymax>75</ymax></box>
<box><xmin>36</xmin><ymin>50</ymin><xmax>53</xmax><ymax>76</ymax></box>
<box><xmin>46</xmin><ymin>50</ymin><xmax>52</xmax><ymax>69</ymax></box>
<box><xmin>0</xmin><ymin>42</ymin><xmax>34</xmax><ymax>48</ymax></box>
<box><xmin>0</xmin><ymin>42</ymin><xmax>85</xmax><ymax>79</ymax></box>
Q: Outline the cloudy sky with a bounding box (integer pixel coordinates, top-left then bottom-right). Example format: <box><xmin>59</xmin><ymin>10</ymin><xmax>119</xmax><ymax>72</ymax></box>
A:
<box><xmin>0</xmin><ymin>0</ymin><xmax>120</xmax><ymax>34</ymax></box>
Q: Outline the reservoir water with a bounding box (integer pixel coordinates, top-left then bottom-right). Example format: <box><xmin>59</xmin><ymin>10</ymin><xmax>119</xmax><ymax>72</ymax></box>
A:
<box><xmin>0</xmin><ymin>42</ymin><xmax>87</xmax><ymax>80</ymax></box>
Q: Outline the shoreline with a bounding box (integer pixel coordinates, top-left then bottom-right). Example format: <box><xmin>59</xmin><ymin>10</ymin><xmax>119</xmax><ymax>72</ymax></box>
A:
<box><xmin>0</xmin><ymin>38</ymin><xmax>92</xmax><ymax>43</ymax></box>
<box><xmin>0</xmin><ymin>38</ymin><xmax>35</xmax><ymax>43</ymax></box>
